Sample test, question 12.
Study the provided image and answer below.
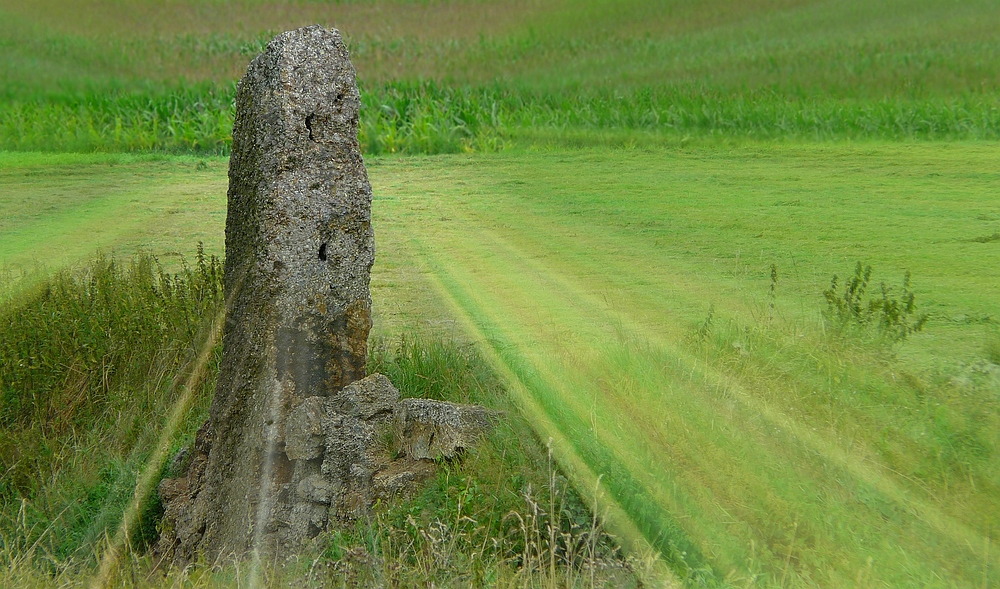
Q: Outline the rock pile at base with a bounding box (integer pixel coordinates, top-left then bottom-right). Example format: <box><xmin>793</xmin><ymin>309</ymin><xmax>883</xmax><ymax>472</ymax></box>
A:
<box><xmin>157</xmin><ymin>374</ymin><xmax>493</xmax><ymax>565</ymax></box>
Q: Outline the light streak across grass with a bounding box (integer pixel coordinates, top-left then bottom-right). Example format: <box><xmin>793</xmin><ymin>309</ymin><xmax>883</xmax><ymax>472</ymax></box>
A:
<box><xmin>89</xmin><ymin>306</ymin><xmax>224</xmax><ymax>588</ymax></box>
<box><xmin>2</xmin><ymin>145</ymin><xmax>998</xmax><ymax>586</ymax></box>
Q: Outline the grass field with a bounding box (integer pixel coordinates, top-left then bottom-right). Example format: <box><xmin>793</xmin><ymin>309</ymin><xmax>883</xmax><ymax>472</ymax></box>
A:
<box><xmin>3</xmin><ymin>0</ymin><xmax>1000</xmax><ymax>586</ymax></box>
<box><xmin>375</xmin><ymin>145</ymin><xmax>1000</xmax><ymax>586</ymax></box>
<box><xmin>3</xmin><ymin>144</ymin><xmax>998</xmax><ymax>586</ymax></box>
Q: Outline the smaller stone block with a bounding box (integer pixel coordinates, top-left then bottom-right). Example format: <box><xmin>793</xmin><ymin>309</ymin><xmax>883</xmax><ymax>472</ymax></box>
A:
<box><xmin>297</xmin><ymin>474</ymin><xmax>337</xmax><ymax>504</ymax></box>
<box><xmin>325</xmin><ymin>373</ymin><xmax>400</xmax><ymax>421</ymax></box>
<box><xmin>372</xmin><ymin>459</ymin><xmax>437</xmax><ymax>500</ymax></box>
<box><xmin>398</xmin><ymin>398</ymin><xmax>495</xmax><ymax>460</ymax></box>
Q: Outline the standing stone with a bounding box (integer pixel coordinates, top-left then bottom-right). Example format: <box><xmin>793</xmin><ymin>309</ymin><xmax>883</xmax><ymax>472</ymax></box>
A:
<box><xmin>154</xmin><ymin>26</ymin><xmax>496</xmax><ymax>569</ymax></box>
<box><xmin>158</xmin><ymin>26</ymin><xmax>374</xmax><ymax>563</ymax></box>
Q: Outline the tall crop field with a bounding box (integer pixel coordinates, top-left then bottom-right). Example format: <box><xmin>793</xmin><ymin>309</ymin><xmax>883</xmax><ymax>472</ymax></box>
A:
<box><xmin>2</xmin><ymin>0</ymin><xmax>999</xmax><ymax>152</ymax></box>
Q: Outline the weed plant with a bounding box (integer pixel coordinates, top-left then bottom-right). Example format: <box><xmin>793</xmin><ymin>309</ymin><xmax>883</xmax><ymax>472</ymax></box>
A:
<box><xmin>305</xmin><ymin>463</ymin><xmax>637</xmax><ymax>588</ymax></box>
<box><xmin>823</xmin><ymin>262</ymin><xmax>929</xmax><ymax>344</ymax></box>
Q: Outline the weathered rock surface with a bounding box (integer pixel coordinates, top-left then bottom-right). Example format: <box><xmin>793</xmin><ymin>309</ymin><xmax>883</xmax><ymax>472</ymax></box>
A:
<box><xmin>156</xmin><ymin>422</ymin><xmax>212</xmax><ymax>562</ymax></box>
<box><xmin>153</xmin><ymin>25</ymin><xmax>496</xmax><ymax>568</ymax></box>
<box><xmin>398</xmin><ymin>398</ymin><xmax>495</xmax><ymax>461</ymax></box>
<box><xmin>279</xmin><ymin>374</ymin><xmax>496</xmax><ymax>538</ymax></box>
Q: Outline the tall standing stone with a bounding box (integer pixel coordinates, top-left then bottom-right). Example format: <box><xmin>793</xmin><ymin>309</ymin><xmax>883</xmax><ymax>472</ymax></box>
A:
<box><xmin>154</xmin><ymin>26</ymin><xmax>495</xmax><ymax>569</ymax></box>
<box><xmin>159</xmin><ymin>26</ymin><xmax>374</xmax><ymax>563</ymax></box>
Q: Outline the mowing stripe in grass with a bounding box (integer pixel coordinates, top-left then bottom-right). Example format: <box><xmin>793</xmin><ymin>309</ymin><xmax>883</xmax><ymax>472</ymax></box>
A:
<box><xmin>0</xmin><ymin>154</ymin><xmax>227</xmax><ymax>275</ymax></box>
<box><xmin>415</xmin><ymin>239</ymin><xmax>702</xmax><ymax>584</ymax></box>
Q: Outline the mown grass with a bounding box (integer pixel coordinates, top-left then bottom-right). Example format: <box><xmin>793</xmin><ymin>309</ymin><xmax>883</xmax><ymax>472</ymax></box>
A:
<box><xmin>367</xmin><ymin>144</ymin><xmax>1000</xmax><ymax>586</ymax></box>
<box><xmin>0</xmin><ymin>251</ymin><xmax>644</xmax><ymax>588</ymax></box>
<box><xmin>3</xmin><ymin>145</ymin><xmax>998</xmax><ymax>585</ymax></box>
<box><xmin>0</xmin><ymin>152</ymin><xmax>228</xmax><ymax>285</ymax></box>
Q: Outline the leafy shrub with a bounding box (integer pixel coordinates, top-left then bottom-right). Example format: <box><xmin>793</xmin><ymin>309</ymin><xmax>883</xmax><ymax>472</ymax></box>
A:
<box><xmin>823</xmin><ymin>262</ymin><xmax>928</xmax><ymax>343</ymax></box>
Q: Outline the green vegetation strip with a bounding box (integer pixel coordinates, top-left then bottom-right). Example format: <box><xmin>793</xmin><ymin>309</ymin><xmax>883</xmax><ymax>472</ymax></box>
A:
<box><xmin>3</xmin><ymin>83</ymin><xmax>999</xmax><ymax>154</ymax></box>
<box><xmin>418</xmin><ymin>247</ymin><xmax>714</xmax><ymax>581</ymax></box>
<box><xmin>3</xmin><ymin>0</ymin><xmax>1000</xmax><ymax>154</ymax></box>
<box><xmin>0</xmin><ymin>253</ymin><xmax>224</xmax><ymax>562</ymax></box>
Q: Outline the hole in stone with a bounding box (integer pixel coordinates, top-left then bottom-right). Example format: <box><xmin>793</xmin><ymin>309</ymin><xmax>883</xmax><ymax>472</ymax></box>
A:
<box><xmin>318</xmin><ymin>243</ymin><xmax>328</xmax><ymax>261</ymax></box>
<box><xmin>305</xmin><ymin>113</ymin><xmax>316</xmax><ymax>141</ymax></box>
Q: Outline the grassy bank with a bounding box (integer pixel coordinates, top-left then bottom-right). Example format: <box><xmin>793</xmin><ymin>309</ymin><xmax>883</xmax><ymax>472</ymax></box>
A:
<box><xmin>0</xmin><ymin>251</ymin><xmax>641</xmax><ymax>587</ymax></box>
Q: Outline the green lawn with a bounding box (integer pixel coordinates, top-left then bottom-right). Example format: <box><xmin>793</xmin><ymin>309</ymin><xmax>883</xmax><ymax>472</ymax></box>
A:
<box><xmin>0</xmin><ymin>153</ymin><xmax>227</xmax><ymax>271</ymax></box>
<box><xmin>375</xmin><ymin>144</ymin><xmax>1000</xmax><ymax>587</ymax></box>
<box><xmin>3</xmin><ymin>144</ymin><xmax>998</xmax><ymax>586</ymax></box>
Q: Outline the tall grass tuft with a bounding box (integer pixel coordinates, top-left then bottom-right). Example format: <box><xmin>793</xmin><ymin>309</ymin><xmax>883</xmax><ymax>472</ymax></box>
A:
<box><xmin>0</xmin><ymin>248</ymin><xmax>223</xmax><ymax>565</ymax></box>
<box><xmin>356</xmin><ymin>336</ymin><xmax>640</xmax><ymax>588</ymax></box>
<box><xmin>306</xmin><ymin>457</ymin><xmax>638</xmax><ymax>588</ymax></box>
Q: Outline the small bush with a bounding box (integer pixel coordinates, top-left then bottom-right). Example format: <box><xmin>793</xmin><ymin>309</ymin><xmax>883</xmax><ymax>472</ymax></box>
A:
<box><xmin>823</xmin><ymin>262</ymin><xmax>928</xmax><ymax>343</ymax></box>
